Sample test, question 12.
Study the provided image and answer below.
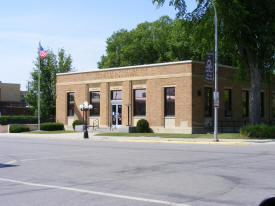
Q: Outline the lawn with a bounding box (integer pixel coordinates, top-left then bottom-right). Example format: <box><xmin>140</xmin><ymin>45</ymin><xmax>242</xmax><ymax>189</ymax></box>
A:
<box><xmin>27</xmin><ymin>130</ymin><xmax>75</xmax><ymax>134</ymax></box>
<box><xmin>95</xmin><ymin>133</ymin><xmax>245</xmax><ymax>139</ymax></box>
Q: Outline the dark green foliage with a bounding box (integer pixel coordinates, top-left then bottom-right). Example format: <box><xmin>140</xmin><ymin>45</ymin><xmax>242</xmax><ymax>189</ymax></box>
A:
<box><xmin>25</xmin><ymin>48</ymin><xmax>73</xmax><ymax>122</ymax></box>
<box><xmin>9</xmin><ymin>125</ymin><xmax>30</xmax><ymax>133</ymax></box>
<box><xmin>0</xmin><ymin>116</ymin><xmax>37</xmax><ymax>125</ymax></box>
<box><xmin>240</xmin><ymin>125</ymin><xmax>275</xmax><ymax>139</ymax></box>
<box><xmin>152</xmin><ymin>0</ymin><xmax>275</xmax><ymax>125</ymax></box>
<box><xmin>136</xmin><ymin>119</ymin><xmax>150</xmax><ymax>133</ymax></box>
<box><xmin>98</xmin><ymin>16</ymin><xmax>238</xmax><ymax>69</ymax></box>
<box><xmin>40</xmin><ymin>122</ymin><xmax>64</xmax><ymax>131</ymax></box>
<box><xmin>72</xmin><ymin>120</ymin><xmax>83</xmax><ymax>130</ymax></box>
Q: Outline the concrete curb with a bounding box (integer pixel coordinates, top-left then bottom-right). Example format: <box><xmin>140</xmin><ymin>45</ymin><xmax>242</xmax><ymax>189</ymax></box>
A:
<box><xmin>0</xmin><ymin>133</ymin><xmax>274</xmax><ymax>145</ymax></box>
<box><xmin>116</xmin><ymin>139</ymin><xmax>249</xmax><ymax>145</ymax></box>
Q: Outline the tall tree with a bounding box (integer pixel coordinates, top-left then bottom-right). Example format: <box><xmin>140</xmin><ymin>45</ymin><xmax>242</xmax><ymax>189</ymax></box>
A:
<box><xmin>153</xmin><ymin>0</ymin><xmax>275</xmax><ymax>124</ymax></box>
<box><xmin>98</xmin><ymin>16</ymin><xmax>237</xmax><ymax>69</ymax></box>
<box><xmin>26</xmin><ymin>48</ymin><xmax>73</xmax><ymax>122</ymax></box>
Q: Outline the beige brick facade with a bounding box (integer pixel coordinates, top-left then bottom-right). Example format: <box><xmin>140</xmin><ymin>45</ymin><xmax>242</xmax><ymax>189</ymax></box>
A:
<box><xmin>56</xmin><ymin>61</ymin><xmax>275</xmax><ymax>133</ymax></box>
<box><xmin>0</xmin><ymin>83</ymin><xmax>20</xmax><ymax>102</ymax></box>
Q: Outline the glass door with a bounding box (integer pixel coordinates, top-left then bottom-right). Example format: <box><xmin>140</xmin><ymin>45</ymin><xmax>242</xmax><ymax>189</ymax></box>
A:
<box><xmin>117</xmin><ymin>105</ymin><xmax>122</xmax><ymax>125</ymax></box>
<box><xmin>111</xmin><ymin>104</ymin><xmax>122</xmax><ymax>126</ymax></box>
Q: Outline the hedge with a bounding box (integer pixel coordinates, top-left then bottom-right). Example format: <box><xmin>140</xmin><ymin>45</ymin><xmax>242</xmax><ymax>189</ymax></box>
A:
<box><xmin>40</xmin><ymin>122</ymin><xmax>64</xmax><ymax>131</ymax></box>
<box><xmin>0</xmin><ymin>116</ymin><xmax>37</xmax><ymax>125</ymax></box>
<box><xmin>72</xmin><ymin>120</ymin><xmax>83</xmax><ymax>130</ymax></box>
<box><xmin>240</xmin><ymin>124</ymin><xmax>275</xmax><ymax>139</ymax></box>
<box><xmin>9</xmin><ymin>125</ymin><xmax>30</xmax><ymax>133</ymax></box>
<box><xmin>136</xmin><ymin>119</ymin><xmax>150</xmax><ymax>133</ymax></box>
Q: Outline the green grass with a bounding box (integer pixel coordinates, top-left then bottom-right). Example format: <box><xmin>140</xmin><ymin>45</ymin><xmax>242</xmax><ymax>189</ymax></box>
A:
<box><xmin>95</xmin><ymin>133</ymin><xmax>246</xmax><ymax>139</ymax></box>
<box><xmin>27</xmin><ymin>130</ymin><xmax>75</xmax><ymax>134</ymax></box>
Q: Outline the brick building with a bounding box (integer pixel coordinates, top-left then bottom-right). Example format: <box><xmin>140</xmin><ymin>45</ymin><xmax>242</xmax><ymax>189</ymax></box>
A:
<box><xmin>0</xmin><ymin>82</ymin><xmax>32</xmax><ymax>116</ymax></box>
<box><xmin>56</xmin><ymin>61</ymin><xmax>275</xmax><ymax>133</ymax></box>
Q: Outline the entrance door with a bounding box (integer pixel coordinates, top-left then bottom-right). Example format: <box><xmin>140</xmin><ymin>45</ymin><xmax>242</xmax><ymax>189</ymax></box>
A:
<box><xmin>112</xmin><ymin>104</ymin><xmax>122</xmax><ymax>126</ymax></box>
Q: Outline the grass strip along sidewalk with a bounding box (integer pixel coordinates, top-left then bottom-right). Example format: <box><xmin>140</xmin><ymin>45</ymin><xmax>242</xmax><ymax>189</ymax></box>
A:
<box><xmin>95</xmin><ymin>133</ymin><xmax>245</xmax><ymax>139</ymax></box>
<box><xmin>27</xmin><ymin>130</ymin><xmax>75</xmax><ymax>134</ymax></box>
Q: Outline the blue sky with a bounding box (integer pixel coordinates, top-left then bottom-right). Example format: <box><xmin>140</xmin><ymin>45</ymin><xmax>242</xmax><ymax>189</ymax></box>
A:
<box><xmin>0</xmin><ymin>0</ymin><xmax>196</xmax><ymax>90</ymax></box>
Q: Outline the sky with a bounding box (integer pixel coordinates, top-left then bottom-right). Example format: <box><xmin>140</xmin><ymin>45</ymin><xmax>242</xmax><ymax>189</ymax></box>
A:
<box><xmin>0</xmin><ymin>0</ymin><xmax>197</xmax><ymax>90</ymax></box>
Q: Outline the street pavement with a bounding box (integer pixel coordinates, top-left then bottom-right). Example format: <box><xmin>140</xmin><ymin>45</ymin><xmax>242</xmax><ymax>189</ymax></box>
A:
<box><xmin>0</xmin><ymin>133</ymin><xmax>274</xmax><ymax>206</ymax></box>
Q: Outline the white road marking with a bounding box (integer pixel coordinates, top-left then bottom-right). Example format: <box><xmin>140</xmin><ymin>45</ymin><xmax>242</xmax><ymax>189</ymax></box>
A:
<box><xmin>0</xmin><ymin>177</ymin><xmax>191</xmax><ymax>206</ymax></box>
<box><xmin>2</xmin><ymin>153</ymin><xmax>99</xmax><ymax>165</ymax></box>
<box><xmin>3</xmin><ymin>160</ymin><xmax>17</xmax><ymax>165</ymax></box>
<box><xmin>19</xmin><ymin>153</ymin><xmax>98</xmax><ymax>162</ymax></box>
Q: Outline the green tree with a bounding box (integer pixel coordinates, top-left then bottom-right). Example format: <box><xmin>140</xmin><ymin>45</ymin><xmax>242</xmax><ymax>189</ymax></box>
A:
<box><xmin>98</xmin><ymin>15</ymin><xmax>237</xmax><ymax>69</ymax></box>
<box><xmin>98</xmin><ymin>16</ymin><xmax>174</xmax><ymax>68</ymax></box>
<box><xmin>153</xmin><ymin>0</ymin><xmax>275</xmax><ymax>125</ymax></box>
<box><xmin>26</xmin><ymin>48</ymin><xmax>73</xmax><ymax>122</ymax></box>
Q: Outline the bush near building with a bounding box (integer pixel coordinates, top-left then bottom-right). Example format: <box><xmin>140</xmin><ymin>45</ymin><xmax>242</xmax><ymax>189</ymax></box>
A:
<box><xmin>240</xmin><ymin>125</ymin><xmax>275</xmax><ymax>139</ymax></box>
<box><xmin>72</xmin><ymin>120</ymin><xmax>83</xmax><ymax>130</ymax></box>
<box><xmin>0</xmin><ymin>116</ymin><xmax>37</xmax><ymax>125</ymax></box>
<box><xmin>40</xmin><ymin>122</ymin><xmax>64</xmax><ymax>131</ymax></box>
<box><xmin>136</xmin><ymin>119</ymin><xmax>150</xmax><ymax>133</ymax></box>
<box><xmin>9</xmin><ymin>125</ymin><xmax>30</xmax><ymax>133</ymax></box>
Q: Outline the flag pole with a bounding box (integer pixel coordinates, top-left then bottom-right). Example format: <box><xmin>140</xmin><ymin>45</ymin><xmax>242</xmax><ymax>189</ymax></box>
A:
<box><xmin>38</xmin><ymin>42</ymin><xmax>41</xmax><ymax>131</ymax></box>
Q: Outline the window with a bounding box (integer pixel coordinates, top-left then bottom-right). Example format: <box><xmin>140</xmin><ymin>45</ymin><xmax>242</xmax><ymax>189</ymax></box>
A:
<box><xmin>111</xmin><ymin>90</ymin><xmax>122</xmax><ymax>100</ymax></box>
<box><xmin>90</xmin><ymin>91</ymin><xmax>100</xmax><ymax>116</ymax></box>
<box><xmin>242</xmin><ymin>90</ymin><xmax>249</xmax><ymax>117</ymax></box>
<box><xmin>224</xmin><ymin>89</ymin><xmax>232</xmax><ymax>117</ymax></box>
<box><xmin>134</xmin><ymin>89</ymin><xmax>146</xmax><ymax>116</ymax></box>
<box><xmin>20</xmin><ymin>95</ymin><xmax>25</xmax><ymax>102</ymax></box>
<box><xmin>204</xmin><ymin>87</ymin><xmax>213</xmax><ymax>117</ymax></box>
<box><xmin>272</xmin><ymin>93</ymin><xmax>275</xmax><ymax>118</ymax></box>
<box><xmin>261</xmin><ymin>92</ymin><xmax>264</xmax><ymax>117</ymax></box>
<box><xmin>164</xmin><ymin>87</ymin><xmax>175</xmax><ymax>116</ymax></box>
<box><xmin>67</xmin><ymin>92</ymin><xmax>74</xmax><ymax>116</ymax></box>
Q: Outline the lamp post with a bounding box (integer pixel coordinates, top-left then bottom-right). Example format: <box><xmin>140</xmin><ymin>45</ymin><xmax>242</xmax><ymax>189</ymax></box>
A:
<box><xmin>80</xmin><ymin>101</ymin><xmax>93</xmax><ymax>139</ymax></box>
<box><xmin>212</xmin><ymin>0</ymin><xmax>219</xmax><ymax>142</ymax></box>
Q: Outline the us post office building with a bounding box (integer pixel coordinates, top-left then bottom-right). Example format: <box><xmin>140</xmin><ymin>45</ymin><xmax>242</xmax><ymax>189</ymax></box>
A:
<box><xmin>56</xmin><ymin>61</ymin><xmax>275</xmax><ymax>133</ymax></box>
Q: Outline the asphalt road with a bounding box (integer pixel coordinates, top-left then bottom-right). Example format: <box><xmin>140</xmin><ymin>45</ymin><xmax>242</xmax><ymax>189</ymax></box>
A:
<box><xmin>0</xmin><ymin>135</ymin><xmax>274</xmax><ymax>206</ymax></box>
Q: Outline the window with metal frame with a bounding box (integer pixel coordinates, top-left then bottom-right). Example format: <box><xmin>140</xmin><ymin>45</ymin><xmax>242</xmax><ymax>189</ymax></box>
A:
<box><xmin>204</xmin><ymin>87</ymin><xmax>213</xmax><ymax>117</ymax></box>
<box><xmin>67</xmin><ymin>92</ymin><xmax>74</xmax><ymax>116</ymax></box>
<box><xmin>242</xmin><ymin>90</ymin><xmax>249</xmax><ymax>117</ymax></box>
<box><xmin>90</xmin><ymin>91</ymin><xmax>100</xmax><ymax>116</ymax></box>
<box><xmin>272</xmin><ymin>93</ymin><xmax>275</xmax><ymax>118</ymax></box>
<box><xmin>261</xmin><ymin>92</ymin><xmax>264</xmax><ymax>117</ymax></box>
<box><xmin>224</xmin><ymin>89</ymin><xmax>232</xmax><ymax>117</ymax></box>
<box><xmin>111</xmin><ymin>90</ymin><xmax>122</xmax><ymax>100</ymax></box>
<box><xmin>133</xmin><ymin>89</ymin><xmax>146</xmax><ymax>116</ymax></box>
<box><xmin>164</xmin><ymin>87</ymin><xmax>175</xmax><ymax>116</ymax></box>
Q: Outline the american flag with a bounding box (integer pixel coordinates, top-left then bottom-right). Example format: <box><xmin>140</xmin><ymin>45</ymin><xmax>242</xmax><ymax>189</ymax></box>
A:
<box><xmin>39</xmin><ymin>44</ymin><xmax>48</xmax><ymax>59</ymax></box>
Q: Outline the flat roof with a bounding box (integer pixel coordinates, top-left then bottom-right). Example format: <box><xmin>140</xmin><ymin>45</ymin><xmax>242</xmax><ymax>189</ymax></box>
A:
<box><xmin>56</xmin><ymin>60</ymin><xmax>237</xmax><ymax>76</ymax></box>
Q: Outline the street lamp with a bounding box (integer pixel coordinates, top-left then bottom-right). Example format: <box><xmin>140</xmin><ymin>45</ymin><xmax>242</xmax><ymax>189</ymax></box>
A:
<box><xmin>80</xmin><ymin>101</ymin><xmax>93</xmax><ymax>139</ymax></box>
<box><xmin>212</xmin><ymin>0</ymin><xmax>219</xmax><ymax>142</ymax></box>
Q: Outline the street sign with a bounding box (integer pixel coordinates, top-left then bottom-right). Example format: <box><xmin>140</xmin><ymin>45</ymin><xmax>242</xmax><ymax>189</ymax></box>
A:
<box><xmin>213</xmin><ymin>91</ymin><xmax>219</xmax><ymax>108</ymax></box>
<box><xmin>205</xmin><ymin>51</ymin><xmax>214</xmax><ymax>82</ymax></box>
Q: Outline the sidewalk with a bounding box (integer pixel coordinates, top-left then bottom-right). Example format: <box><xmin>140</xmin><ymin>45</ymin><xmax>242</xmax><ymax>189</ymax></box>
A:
<box><xmin>1</xmin><ymin>132</ymin><xmax>275</xmax><ymax>145</ymax></box>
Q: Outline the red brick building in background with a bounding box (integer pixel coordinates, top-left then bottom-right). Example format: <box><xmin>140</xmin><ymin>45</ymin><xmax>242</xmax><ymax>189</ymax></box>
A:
<box><xmin>56</xmin><ymin>61</ymin><xmax>275</xmax><ymax>133</ymax></box>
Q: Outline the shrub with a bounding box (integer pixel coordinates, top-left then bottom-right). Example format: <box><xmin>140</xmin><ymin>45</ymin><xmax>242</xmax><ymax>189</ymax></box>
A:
<box><xmin>0</xmin><ymin>116</ymin><xmax>37</xmax><ymax>125</ymax></box>
<box><xmin>40</xmin><ymin>122</ymin><xmax>64</xmax><ymax>131</ymax></box>
<box><xmin>72</xmin><ymin>120</ymin><xmax>83</xmax><ymax>130</ymax></box>
<box><xmin>240</xmin><ymin>124</ymin><xmax>275</xmax><ymax>139</ymax></box>
<box><xmin>136</xmin><ymin>119</ymin><xmax>150</xmax><ymax>133</ymax></box>
<box><xmin>9</xmin><ymin>125</ymin><xmax>30</xmax><ymax>133</ymax></box>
